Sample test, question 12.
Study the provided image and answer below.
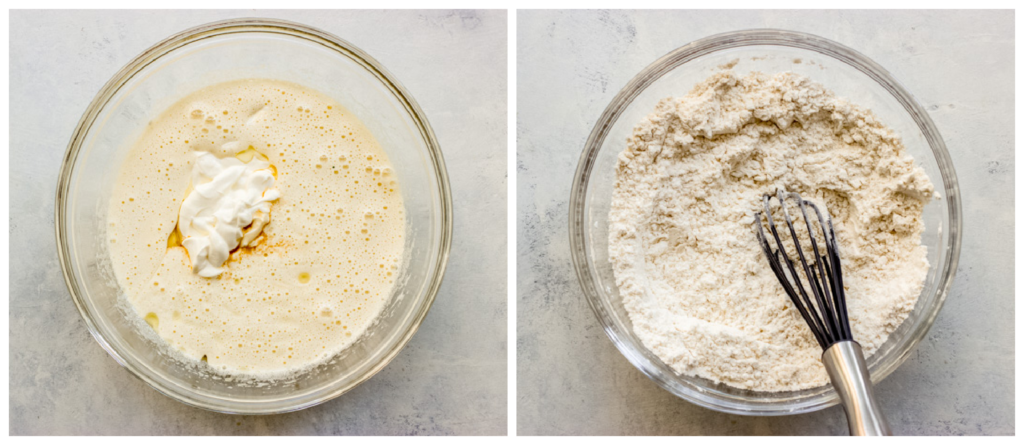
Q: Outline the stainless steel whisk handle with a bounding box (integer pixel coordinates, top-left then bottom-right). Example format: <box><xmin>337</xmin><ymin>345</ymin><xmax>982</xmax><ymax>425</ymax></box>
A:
<box><xmin>822</xmin><ymin>341</ymin><xmax>892</xmax><ymax>436</ymax></box>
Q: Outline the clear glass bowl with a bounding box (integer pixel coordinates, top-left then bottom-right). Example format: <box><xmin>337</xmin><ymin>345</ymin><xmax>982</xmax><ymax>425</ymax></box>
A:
<box><xmin>56</xmin><ymin>18</ymin><xmax>452</xmax><ymax>414</ymax></box>
<box><xmin>569</xmin><ymin>29</ymin><xmax>961</xmax><ymax>415</ymax></box>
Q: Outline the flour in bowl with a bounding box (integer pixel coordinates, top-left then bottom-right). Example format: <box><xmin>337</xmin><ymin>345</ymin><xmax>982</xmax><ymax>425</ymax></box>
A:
<box><xmin>608</xmin><ymin>71</ymin><xmax>935</xmax><ymax>391</ymax></box>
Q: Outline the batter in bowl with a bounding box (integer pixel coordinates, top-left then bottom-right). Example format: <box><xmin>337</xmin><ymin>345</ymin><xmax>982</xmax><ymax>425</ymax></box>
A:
<box><xmin>107</xmin><ymin>79</ymin><xmax>405</xmax><ymax>378</ymax></box>
<box><xmin>609</xmin><ymin>70</ymin><xmax>935</xmax><ymax>391</ymax></box>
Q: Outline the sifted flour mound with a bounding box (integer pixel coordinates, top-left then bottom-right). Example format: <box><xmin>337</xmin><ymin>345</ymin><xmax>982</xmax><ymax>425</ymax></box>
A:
<box><xmin>608</xmin><ymin>71</ymin><xmax>935</xmax><ymax>391</ymax></box>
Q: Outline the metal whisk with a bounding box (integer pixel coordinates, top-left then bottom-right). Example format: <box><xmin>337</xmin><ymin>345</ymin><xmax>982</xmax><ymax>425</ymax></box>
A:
<box><xmin>753</xmin><ymin>189</ymin><xmax>891</xmax><ymax>436</ymax></box>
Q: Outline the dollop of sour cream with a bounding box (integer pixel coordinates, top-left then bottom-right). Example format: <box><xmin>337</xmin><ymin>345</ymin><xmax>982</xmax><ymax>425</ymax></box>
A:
<box><xmin>178</xmin><ymin>152</ymin><xmax>280</xmax><ymax>277</ymax></box>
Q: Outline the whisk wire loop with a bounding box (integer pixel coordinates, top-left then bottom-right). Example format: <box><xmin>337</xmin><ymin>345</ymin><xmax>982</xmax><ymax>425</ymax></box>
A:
<box><xmin>754</xmin><ymin>190</ymin><xmax>853</xmax><ymax>349</ymax></box>
<box><xmin>786</xmin><ymin>194</ymin><xmax>841</xmax><ymax>343</ymax></box>
<box><xmin>756</xmin><ymin>195</ymin><xmax>829</xmax><ymax>349</ymax></box>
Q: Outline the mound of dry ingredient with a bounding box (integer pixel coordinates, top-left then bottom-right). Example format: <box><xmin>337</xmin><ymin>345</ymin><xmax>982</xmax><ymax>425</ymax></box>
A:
<box><xmin>608</xmin><ymin>70</ymin><xmax>936</xmax><ymax>391</ymax></box>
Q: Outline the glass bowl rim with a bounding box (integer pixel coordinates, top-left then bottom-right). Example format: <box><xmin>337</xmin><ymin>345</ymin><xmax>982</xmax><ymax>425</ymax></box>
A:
<box><xmin>54</xmin><ymin>17</ymin><xmax>453</xmax><ymax>414</ymax></box>
<box><xmin>568</xmin><ymin>28</ymin><xmax>962</xmax><ymax>415</ymax></box>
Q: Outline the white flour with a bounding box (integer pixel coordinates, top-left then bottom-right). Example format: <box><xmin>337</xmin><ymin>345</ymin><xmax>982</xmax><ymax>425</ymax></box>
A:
<box><xmin>608</xmin><ymin>71</ymin><xmax>935</xmax><ymax>391</ymax></box>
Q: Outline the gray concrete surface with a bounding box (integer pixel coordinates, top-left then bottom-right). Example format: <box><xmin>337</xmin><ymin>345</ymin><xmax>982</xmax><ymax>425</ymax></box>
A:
<box><xmin>517</xmin><ymin>10</ymin><xmax>1013</xmax><ymax>435</ymax></box>
<box><xmin>10</xmin><ymin>10</ymin><xmax>507</xmax><ymax>435</ymax></box>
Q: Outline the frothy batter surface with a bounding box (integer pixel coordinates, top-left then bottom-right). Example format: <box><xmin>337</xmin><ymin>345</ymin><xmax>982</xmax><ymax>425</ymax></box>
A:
<box><xmin>107</xmin><ymin>79</ymin><xmax>405</xmax><ymax>378</ymax></box>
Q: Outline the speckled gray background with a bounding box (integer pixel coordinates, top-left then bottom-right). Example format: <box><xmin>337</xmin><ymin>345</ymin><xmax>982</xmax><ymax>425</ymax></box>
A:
<box><xmin>10</xmin><ymin>9</ymin><xmax>506</xmax><ymax>435</ymax></box>
<box><xmin>517</xmin><ymin>10</ymin><xmax>1013</xmax><ymax>435</ymax></box>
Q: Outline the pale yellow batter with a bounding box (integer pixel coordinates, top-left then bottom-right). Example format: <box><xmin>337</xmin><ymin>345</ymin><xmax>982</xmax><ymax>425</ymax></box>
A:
<box><xmin>107</xmin><ymin>79</ymin><xmax>405</xmax><ymax>378</ymax></box>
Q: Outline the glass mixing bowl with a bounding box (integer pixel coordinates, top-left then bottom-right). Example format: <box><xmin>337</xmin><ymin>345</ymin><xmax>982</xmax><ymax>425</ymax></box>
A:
<box><xmin>56</xmin><ymin>18</ymin><xmax>452</xmax><ymax>414</ymax></box>
<box><xmin>569</xmin><ymin>29</ymin><xmax>961</xmax><ymax>415</ymax></box>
